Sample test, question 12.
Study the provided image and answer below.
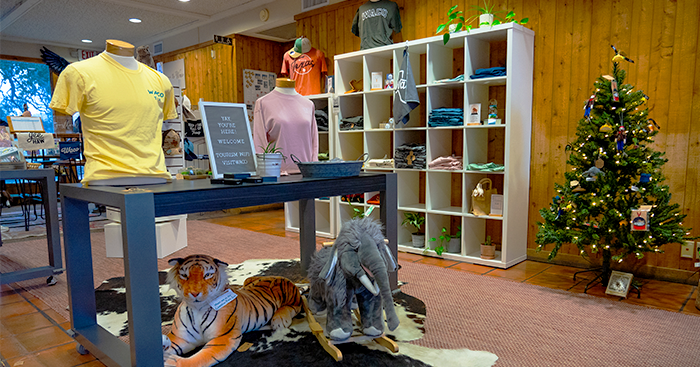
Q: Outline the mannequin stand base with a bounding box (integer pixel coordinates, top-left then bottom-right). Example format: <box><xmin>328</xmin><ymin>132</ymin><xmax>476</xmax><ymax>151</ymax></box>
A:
<box><xmin>301</xmin><ymin>296</ymin><xmax>398</xmax><ymax>362</ymax></box>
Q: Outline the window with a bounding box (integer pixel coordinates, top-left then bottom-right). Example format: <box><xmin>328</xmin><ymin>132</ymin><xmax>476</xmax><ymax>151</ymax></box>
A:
<box><xmin>0</xmin><ymin>59</ymin><xmax>54</xmax><ymax>133</ymax></box>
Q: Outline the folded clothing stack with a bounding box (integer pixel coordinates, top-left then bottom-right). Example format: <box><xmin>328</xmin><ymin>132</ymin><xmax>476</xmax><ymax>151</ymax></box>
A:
<box><xmin>340</xmin><ymin>115</ymin><xmax>364</xmax><ymax>130</ymax></box>
<box><xmin>395</xmin><ymin>143</ymin><xmax>426</xmax><ymax>169</ymax></box>
<box><xmin>315</xmin><ymin>108</ymin><xmax>329</xmax><ymax>131</ymax></box>
<box><xmin>434</xmin><ymin>74</ymin><xmax>465</xmax><ymax>83</ymax></box>
<box><xmin>428</xmin><ymin>155</ymin><xmax>463</xmax><ymax>170</ymax></box>
<box><xmin>429</xmin><ymin>107</ymin><xmax>464</xmax><ymax>127</ymax></box>
<box><xmin>466</xmin><ymin>162</ymin><xmax>505</xmax><ymax>172</ymax></box>
<box><xmin>469</xmin><ymin>67</ymin><xmax>506</xmax><ymax>79</ymax></box>
<box><xmin>366</xmin><ymin>158</ymin><xmax>394</xmax><ymax>168</ymax></box>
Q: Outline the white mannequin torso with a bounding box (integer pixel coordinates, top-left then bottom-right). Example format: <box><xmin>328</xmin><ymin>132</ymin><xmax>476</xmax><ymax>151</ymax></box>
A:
<box><xmin>104</xmin><ymin>51</ymin><xmax>139</xmax><ymax>70</ymax></box>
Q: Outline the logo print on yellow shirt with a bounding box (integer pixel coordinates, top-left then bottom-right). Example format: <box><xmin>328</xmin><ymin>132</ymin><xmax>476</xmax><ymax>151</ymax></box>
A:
<box><xmin>148</xmin><ymin>89</ymin><xmax>165</xmax><ymax>102</ymax></box>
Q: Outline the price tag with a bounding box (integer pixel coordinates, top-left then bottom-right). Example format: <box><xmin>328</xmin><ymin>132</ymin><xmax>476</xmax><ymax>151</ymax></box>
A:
<box><xmin>211</xmin><ymin>288</ymin><xmax>237</xmax><ymax>310</ymax></box>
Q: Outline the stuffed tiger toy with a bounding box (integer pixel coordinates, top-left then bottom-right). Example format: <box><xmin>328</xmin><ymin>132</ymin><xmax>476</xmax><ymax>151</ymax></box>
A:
<box><xmin>162</xmin><ymin>254</ymin><xmax>302</xmax><ymax>367</ymax></box>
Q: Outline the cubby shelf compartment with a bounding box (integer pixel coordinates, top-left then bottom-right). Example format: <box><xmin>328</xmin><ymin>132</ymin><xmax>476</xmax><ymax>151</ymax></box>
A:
<box><xmin>332</xmin><ymin>23</ymin><xmax>533</xmax><ymax>269</ymax></box>
<box><xmin>284</xmin><ymin>199</ymin><xmax>336</xmax><ymax>239</ymax></box>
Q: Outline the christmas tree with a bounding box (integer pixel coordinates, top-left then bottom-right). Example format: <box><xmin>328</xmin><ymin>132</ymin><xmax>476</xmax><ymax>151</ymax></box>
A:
<box><xmin>535</xmin><ymin>46</ymin><xmax>692</xmax><ymax>286</ymax></box>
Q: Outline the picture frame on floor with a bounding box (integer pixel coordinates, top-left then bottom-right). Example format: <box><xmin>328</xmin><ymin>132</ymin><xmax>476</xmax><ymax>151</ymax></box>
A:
<box><xmin>605</xmin><ymin>270</ymin><xmax>634</xmax><ymax>297</ymax></box>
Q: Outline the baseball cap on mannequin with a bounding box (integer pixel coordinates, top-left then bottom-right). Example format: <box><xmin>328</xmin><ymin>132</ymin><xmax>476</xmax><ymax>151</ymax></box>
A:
<box><xmin>288</xmin><ymin>37</ymin><xmax>311</xmax><ymax>59</ymax></box>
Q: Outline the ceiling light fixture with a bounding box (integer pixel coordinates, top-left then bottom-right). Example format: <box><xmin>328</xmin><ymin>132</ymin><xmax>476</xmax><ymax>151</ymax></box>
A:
<box><xmin>129</xmin><ymin>18</ymin><xmax>142</xmax><ymax>23</ymax></box>
<box><xmin>179</xmin><ymin>0</ymin><xmax>191</xmax><ymax>2</ymax></box>
<box><xmin>82</xmin><ymin>39</ymin><xmax>93</xmax><ymax>43</ymax></box>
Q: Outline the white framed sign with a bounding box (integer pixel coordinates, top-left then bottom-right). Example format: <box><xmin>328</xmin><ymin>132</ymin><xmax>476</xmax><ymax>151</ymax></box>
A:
<box><xmin>6</xmin><ymin>116</ymin><xmax>44</xmax><ymax>133</ymax></box>
<box><xmin>199</xmin><ymin>101</ymin><xmax>257</xmax><ymax>178</ymax></box>
<box><xmin>163</xmin><ymin>58</ymin><xmax>186</xmax><ymax>90</ymax></box>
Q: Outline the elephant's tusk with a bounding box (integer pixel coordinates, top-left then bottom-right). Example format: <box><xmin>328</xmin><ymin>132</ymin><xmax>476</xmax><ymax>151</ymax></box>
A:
<box><xmin>359</xmin><ymin>274</ymin><xmax>379</xmax><ymax>295</ymax></box>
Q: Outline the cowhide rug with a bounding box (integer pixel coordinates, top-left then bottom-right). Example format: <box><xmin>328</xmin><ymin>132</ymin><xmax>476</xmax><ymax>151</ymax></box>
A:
<box><xmin>94</xmin><ymin>259</ymin><xmax>498</xmax><ymax>367</ymax></box>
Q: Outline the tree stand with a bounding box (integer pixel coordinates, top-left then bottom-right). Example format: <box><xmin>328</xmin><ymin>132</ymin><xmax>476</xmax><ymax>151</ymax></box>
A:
<box><xmin>301</xmin><ymin>296</ymin><xmax>398</xmax><ymax>362</ymax></box>
<box><xmin>573</xmin><ymin>253</ymin><xmax>641</xmax><ymax>298</ymax></box>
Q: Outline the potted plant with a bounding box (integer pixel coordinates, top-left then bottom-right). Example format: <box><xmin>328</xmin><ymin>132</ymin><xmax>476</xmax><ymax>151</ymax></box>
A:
<box><xmin>447</xmin><ymin>226</ymin><xmax>461</xmax><ymax>253</ymax></box>
<box><xmin>480</xmin><ymin>235</ymin><xmax>496</xmax><ymax>259</ymax></box>
<box><xmin>436</xmin><ymin>2</ymin><xmax>528</xmax><ymax>45</ymax></box>
<box><xmin>428</xmin><ymin>227</ymin><xmax>450</xmax><ymax>256</ymax></box>
<box><xmin>256</xmin><ymin>141</ymin><xmax>286</xmax><ymax>177</ymax></box>
<box><xmin>402</xmin><ymin>212</ymin><xmax>425</xmax><ymax>248</ymax></box>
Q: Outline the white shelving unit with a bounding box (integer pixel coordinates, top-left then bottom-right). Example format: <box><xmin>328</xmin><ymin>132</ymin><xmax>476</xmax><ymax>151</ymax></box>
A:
<box><xmin>332</xmin><ymin>23</ymin><xmax>534</xmax><ymax>268</ymax></box>
<box><xmin>284</xmin><ymin>93</ymin><xmax>338</xmax><ymax>238</ymax></box>
<box><xmin>163</xmin><ymin>84</ymin><xmax>185</xmax><ymax>176</ymax></box>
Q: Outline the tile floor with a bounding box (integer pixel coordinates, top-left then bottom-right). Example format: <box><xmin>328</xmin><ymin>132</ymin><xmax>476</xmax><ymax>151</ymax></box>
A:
<box><xmin>1</xmin><ymin>208</ymin><xmax>698</xmax><ymax>367</ymax></box>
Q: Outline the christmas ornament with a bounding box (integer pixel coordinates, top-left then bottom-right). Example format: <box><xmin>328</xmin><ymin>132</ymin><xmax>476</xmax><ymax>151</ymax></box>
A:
<box><xmin>641</xmin><ymin>92</ymin><xmax>650</xmax><ymax>103</ymax></box>
<box><xmin>582</xmin><ymin>166</ymin><xmax>604</xmax><ymax>181</ymax></box>
<box><xmin>616</xmin><ymin>127</ymin><xmax>627</xmax><ymax>151</ymax></box>
<box><xmin>611</xmin><ymin>45</ymin><xmax>635</xmax><ymax>63</ymax></box>
<box><xmin>595</xmin><ymin>157</ymin><xmax>604</xmax><ymax>168</ymax></box>
<box><xmin>645</xmin><ymin>118</ymin><xmax>660</xmax><ymax>133</ymax></box>
<box><xmin>584</xmin><ymin>95</ymin><xmax>595</xmax><ymax>119</ymax></box>
<box><xmin>599</xmin><ymin>123</ymin><xmax>613</xmax><ymax>133</ymax></box>
<box><xmin>631</xmin><ymin>205</ymin><xmax>652</xmax><ymax>231</ymax></box>
<box><xmin>611</xmin><ymin>79</ymin><xmax>620</xmax><ymax>102</ymax></box>
<box><xmin>639</xmin><ymin>173</ymin><xmax>651</xmax><ymax>183</ymax></box>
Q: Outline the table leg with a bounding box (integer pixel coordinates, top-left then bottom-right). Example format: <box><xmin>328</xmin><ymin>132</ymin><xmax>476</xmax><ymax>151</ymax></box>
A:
<box><xmin>61</xmin><ymin>196</ymin><xmax>96</xmax><ymax>329</ymax></box>
<box><xmin>42</xmin><ymin>172</ymin><xmax>61</xmax><ymax>271</ymax></box>
<box><xmin>299</xmin><ymin>198</ymin><xmax>316</xmax><ymax>276</ymax></box>
<box><xmin>120</xmin><ymin>193</ymin><xmax>164</xmax><ymax>366</ymax></box>
<box><xmin>379</xmin><ymin>173</ymin><xmax>398</xmax><ymax>290</ymax></box>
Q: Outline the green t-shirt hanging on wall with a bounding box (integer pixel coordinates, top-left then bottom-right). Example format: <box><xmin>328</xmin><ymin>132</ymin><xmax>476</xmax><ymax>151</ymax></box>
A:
<box><xmin>351</xmin><ymin>0</ymin><xmax>402</xmax><ymax>50</ymax></box>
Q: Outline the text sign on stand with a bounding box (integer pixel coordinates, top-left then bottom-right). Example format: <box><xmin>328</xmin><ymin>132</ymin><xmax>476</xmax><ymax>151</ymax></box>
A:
<box><xmin>199</xmin><ymin>102</ymin><xmax>257</xmax><ymax>178</ymax></box>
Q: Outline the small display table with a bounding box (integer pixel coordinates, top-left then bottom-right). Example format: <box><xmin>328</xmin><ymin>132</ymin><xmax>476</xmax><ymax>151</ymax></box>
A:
<box><xmin>60</xmin><ymin>173</ymin><xmax>397</xmax><ymax>367</ymax></box>
<box><xmin>0</xmin><ymin>168</ymin><xmax>62</xmax><ymax>285</ymax></box>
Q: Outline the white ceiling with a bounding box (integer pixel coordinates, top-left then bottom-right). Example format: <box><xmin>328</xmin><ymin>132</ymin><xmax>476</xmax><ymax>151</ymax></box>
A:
<box><xmin>0</xmin><ymin>0</ymin><xmax>301</xmax><ymax>51</ymax></box>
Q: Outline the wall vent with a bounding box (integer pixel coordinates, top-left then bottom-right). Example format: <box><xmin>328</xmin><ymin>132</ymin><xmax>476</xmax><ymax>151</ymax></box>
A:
<box><xmin>301</xmin><ymin>0</ymin><xmax>329</xmax><ymax>12</ymax></box>
<box><xmin>152</xmin><ymin>41</ymin><xmax>163</xmax><ymax>56</ymax></box>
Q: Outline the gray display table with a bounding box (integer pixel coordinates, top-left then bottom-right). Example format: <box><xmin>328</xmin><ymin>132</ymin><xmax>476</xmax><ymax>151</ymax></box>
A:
<box><xmin>60</xmin><ymin>173</ymin><xmax>397</xmax><ymax>367</ymax></box>
<box><xmin>0</xmin><ymin>168</ymin><xmax>62</xmax><ymax>285</ymax></box>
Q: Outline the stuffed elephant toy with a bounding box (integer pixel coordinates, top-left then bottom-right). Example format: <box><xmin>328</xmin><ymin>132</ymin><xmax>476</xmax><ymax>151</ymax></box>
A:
<box><xmin>307</xmin><ymin>217</ymin><xmax>399</xmax><ymax>341</ymax></box>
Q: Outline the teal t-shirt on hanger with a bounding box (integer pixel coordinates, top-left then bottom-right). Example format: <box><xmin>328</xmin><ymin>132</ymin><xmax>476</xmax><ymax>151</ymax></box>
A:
<box><xmin>351</xmin><ymin>0</ymin><xmax>402</xmax><ymax>50</ymax></box>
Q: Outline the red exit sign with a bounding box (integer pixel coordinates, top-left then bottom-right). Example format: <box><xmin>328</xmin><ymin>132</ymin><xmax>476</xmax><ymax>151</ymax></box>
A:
<box><xmin>78</xmin><ymin>49</ymin><xmax>99</xmax><ymax>60</ymax></box>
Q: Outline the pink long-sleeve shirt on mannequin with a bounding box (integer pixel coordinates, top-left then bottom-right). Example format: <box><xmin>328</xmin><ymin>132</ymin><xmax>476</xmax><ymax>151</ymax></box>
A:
<box><xmin>253</xmin><ymin>89</ymin><xmax>318</xmax><ymax>174</ymax></box>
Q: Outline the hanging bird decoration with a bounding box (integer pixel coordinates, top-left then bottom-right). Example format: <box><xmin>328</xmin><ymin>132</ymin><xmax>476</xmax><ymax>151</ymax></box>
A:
<box><xmin>611</xmin><ymin>45</ymin><xmax>634</xmax><ymax>63</ymax></box>
<box><xmin>40</xmin><ymin>47</ymin><xmax>71</xmax><ymax>75</ymax></box>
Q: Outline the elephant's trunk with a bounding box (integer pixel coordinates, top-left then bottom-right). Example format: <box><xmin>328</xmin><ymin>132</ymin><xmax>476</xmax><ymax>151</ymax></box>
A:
<box><xmin>359</xmin><ymin>235</ymin><xmax>400</xmax><ymax>331</ymax></box>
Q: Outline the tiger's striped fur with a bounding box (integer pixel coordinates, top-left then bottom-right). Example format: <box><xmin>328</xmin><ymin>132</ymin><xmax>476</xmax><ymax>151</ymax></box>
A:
<box><xmin>163</xmin><ymin>254</ymin><xmax>302</xmax><ymax>367</ymax></box>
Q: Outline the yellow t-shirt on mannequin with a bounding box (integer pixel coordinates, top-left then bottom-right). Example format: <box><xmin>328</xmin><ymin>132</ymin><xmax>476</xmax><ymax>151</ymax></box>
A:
<box><xmin>50</xmin><ymin>52</ymin><xmax>178</xmax><ymax>183</ymax></box>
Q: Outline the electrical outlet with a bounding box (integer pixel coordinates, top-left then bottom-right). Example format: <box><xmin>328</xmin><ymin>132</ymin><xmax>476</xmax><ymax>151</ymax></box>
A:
<box><xmin>680</xmin><ymin>241</ymin><xmax>695</xmax><ymax>259</ymax></box>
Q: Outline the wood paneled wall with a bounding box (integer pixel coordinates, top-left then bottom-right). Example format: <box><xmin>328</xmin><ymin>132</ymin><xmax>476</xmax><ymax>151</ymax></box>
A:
<box><xmin>154</xmin><ymin>35</ymin><xmax>287</xmax><ymax>104</ymax></box>
<box><xmin>296</xmin><ymin>0</ymin><xmax>700</xmax><ymax>277</ymax></box>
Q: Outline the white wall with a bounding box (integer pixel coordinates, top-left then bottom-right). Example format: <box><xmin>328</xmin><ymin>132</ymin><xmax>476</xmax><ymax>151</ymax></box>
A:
<box><xmin>0</xmin><ymin>39</ymin><xmax>78</xmax><ymax>62</ymax></box>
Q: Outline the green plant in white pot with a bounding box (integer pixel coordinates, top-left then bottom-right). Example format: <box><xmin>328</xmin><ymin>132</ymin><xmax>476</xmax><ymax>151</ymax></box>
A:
<box><xmin>402</xmin><ymin>212</ymin><xmax>425</xmax><ymax>248</ymax></box>
<box><xmin>256</xmin><ymin>141</ymin><xmax>286</xmax><ymax>177</ymax></box>
<box><xmin>447</xmin><ymin>226</ymin><xmax>461</xmax><ymax>253</ymax></box>
<box><xmin>436</xmin><ymin>2</ymin><xmax>528</xmax><ymax>45</ymax></box>
<box><xmin>428</xmin><ymin>226</ymin><xmax>462</xmax><ymax>255</ymax></box>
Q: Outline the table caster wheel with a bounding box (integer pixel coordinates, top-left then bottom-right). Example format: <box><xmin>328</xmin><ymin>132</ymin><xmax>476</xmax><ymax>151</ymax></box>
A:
<box><xmin>47</xmin><ymin>276</ymin><xmax>57</xmax><ymax>286</ymax></box>
<box><xmin>76</xmin><ymin>344</ymin><xmax>89</xmax><ymax>355</ymax></box>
